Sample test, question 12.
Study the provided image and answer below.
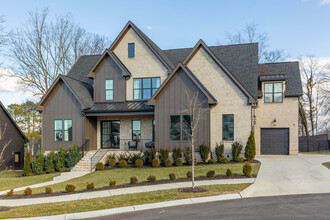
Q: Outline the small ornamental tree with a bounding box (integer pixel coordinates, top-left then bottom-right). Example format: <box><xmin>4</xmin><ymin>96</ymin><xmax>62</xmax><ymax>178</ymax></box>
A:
<box><xmin>245</xmin><ymin>131</ymin><xmax>256</xmax><ymax>161</ymax></box>
<box><xmin>23</xmin><ymin>151</ymin><xmax>33</xmax><ymax>176</ymax></box>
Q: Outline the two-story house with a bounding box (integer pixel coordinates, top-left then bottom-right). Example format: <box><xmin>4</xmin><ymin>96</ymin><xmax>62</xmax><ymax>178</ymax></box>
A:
<box><xmin>37</xmin><ymin>21</ymin><xmax>302</xmax><ymax>163</ymax></box>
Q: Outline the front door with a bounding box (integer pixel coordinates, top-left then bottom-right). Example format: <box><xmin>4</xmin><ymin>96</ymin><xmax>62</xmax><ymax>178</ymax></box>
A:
<box><xmin>14</xmin><ymin>152</ymin><xmax>21</xmax><ymax>169</ymax></box>
<box><xmin>101</xmin><ymin>121</ymin><xmax>120</xmax><ymax>149</ymax></box>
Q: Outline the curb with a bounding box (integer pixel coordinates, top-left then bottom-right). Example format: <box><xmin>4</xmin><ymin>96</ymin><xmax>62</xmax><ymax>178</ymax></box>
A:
<box><xmin>5</xmin><ymin>193</ymin><xmax>241</xmax><ymax>220</ymax></box>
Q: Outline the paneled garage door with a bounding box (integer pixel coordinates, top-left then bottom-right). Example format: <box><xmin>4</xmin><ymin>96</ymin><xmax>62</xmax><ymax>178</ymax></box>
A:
<box><xmin>261</xmin><ymin>128</ymin><xmax>289</xmax><ymax>155</ymax></box>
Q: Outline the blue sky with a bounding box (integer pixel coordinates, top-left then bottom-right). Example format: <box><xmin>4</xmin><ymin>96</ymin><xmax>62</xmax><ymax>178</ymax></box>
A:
<box><xmin>0</xmin><ymin>0</ymin><xmax>329</xmax><ymax>105</ymax></box>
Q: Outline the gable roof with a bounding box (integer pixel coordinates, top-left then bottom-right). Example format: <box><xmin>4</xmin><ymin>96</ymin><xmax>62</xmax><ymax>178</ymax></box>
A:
<box><xmin>179</xmin><ymin>40</ymin><xmax>257</xmax><ymax>103</ymax></box>
<box><xmin>0</xmin><ymin>102</ymin><xmax>29</xmax><ymax>142</ymax></box>
<box><xmin>87</xmin><ymin>49</ymin><xmax>131</xmax><ymax>78</ymax></box>
<box><xmin>67</xmin><ymin>55</ymin><xmax>101</xmax><ymax>84</ymax></box>
<box><xmin>148</xmin><ymin>63</ymin><xmax>217</xmax><ymax>105</ymax></box>
<box><xmin>109</xmin><ymin>21</ymin><xmax>175</xmax><ymax>72</ymax></box>
<box><xmin>258</xmin><ymin>62</ymin><xmax>303</xmax><ymax>97</ymax></box>
<box><xmin>36</xmin><ymin>75</ymin><xmax>94</xmax><ymax>111</ymax></box>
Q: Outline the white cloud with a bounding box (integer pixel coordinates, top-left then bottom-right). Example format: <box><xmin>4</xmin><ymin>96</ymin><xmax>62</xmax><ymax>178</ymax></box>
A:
<box><xmin>146</xmin><ymin>25</ymin><xmax>152</xmax><ymax>30</ymax></box>
<box><xmin>320</xmin><ymin>0</ymin><xmax>330</xmax><ymax>5</ymax></box>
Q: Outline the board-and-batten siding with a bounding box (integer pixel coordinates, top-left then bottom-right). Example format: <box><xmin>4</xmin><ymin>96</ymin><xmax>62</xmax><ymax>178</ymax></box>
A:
<box><xmin>84</xmin><ymin>116</ymin><xmax>97</xmax><ymax>150</ymax></box>
<box><xmin>93</xmin><ymin>56</ymin><xmax>126</xmax><ymax>102</ymax></box>
<box><xmin>154</xmin><ymin>69</ymin><xmax>210</xmax><ymax>151</ymax></box>
<box><xmin>42</xmin><ymin>81</ymin><xmax>83</xmax><ymax>151</ymax></box>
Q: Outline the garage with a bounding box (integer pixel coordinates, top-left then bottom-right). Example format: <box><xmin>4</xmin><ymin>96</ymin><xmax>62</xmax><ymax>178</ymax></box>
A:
<box><xmin>261</xmin><ymin>128</ymin><xmax>289</xmax><ymax>155</ymax></box>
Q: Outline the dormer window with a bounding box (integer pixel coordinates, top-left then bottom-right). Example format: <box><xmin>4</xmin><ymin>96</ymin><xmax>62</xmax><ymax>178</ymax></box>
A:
<box><xmin>105</xmin><ymin>79</ymin><xmax>114</xmax><ymax>100</ymax></box>
<box><xmin>133</xmin><ymin>77</ymin><xmax>160</xmax><ymax>100</ymax></box>
<box><xmin>264</xmin><ymin>82</ymin><xmax>283</xmax><ymax>103</ymax></box>
<box><xmin>128</xmin><ymin>43</ymin><xmax>135</xmax><ymax>58</ymax></box>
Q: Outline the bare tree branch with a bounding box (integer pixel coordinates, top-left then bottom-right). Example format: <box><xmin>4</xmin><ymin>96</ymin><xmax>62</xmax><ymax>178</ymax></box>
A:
<box><xmin>0</xmin><ymin>122</ymin><xmax>12</xmax><ymax>171</ymax></box>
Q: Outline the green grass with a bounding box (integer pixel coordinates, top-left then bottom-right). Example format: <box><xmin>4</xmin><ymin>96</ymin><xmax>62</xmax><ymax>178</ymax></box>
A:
<box><xmin>0</xmin><ymin>171</ymin><xmax>60</xmax><ymax>191</ymax></box>
<box><xmin>322</xmin><ymin>162</ymin><xmax>330</xmax><ymax>169</ymax></box>
<box><xmin>301</xmin><ymin>150</ymin><xmax>330</xmax><ymax>155</ymax></box>
<box><xmin>16</xmin><ymin>163</ymin><xmax>260</xmax><ymax>195</ymax></box>
<box><xmin>0</xmin><ymin>183</ymin><xmax>250</xmax><ymax>219</ymax></box>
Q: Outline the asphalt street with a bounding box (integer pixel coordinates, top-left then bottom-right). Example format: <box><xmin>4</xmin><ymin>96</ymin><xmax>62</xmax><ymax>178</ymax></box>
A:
<box><xmin>88</xmin><ymin>193</ymin><xmax>330</xmax><ymax>220</ymax></box>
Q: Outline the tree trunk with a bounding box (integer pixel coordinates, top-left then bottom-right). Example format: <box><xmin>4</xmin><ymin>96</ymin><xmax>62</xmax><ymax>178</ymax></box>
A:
<box><xmin>191</xmin><ymin>135</ymin><xmax>195</xmax><ymax>189</ymax></box>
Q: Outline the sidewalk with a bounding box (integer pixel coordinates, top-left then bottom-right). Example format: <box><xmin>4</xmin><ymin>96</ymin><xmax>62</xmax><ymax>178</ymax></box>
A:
<box><xmin>0</xmin><ymin>178</ymin><xmax>254</xmax><ymax>207</ymax></box>
<box><xmin>0</xmin><ymin>171</ymin><xmax>89</xmax><ymax>195</ymax></box>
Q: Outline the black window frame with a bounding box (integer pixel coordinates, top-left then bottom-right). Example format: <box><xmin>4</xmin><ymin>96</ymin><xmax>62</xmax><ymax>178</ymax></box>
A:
<box><xmin>132</xmin><ymin>120</ymin><xmax>141</xmax><ymax>141</ymax></box>
<box><xmin>128</xmin><ymin>43</ymin><xmax>135</xmax><ymax>58</ymax></box>
<box><xmin>222</xmin><ymin>114</ymin><xmax>234</xmax><ymax>141</ymax></box>
<box><xmin>105</xmin><ymin>79</ymin><xmax>114</xmax><ymax>101</ymax></box>
<box><xmin>170</xmin><ymin>115</ymin><xmax>192</xmax><ymax>141</ymax></box>
<box><xmin>264</xmin><ymin>82</ymin><xmax>283</xmax><ymax>103</ymax></box>
<box><xmin>133</xmin><ymin>77</ymin><xmax>160</xmax><ymax>100</ymax></box>
<box><xmin>54</xmin><ymin>119</ymin><xmax>63</xmax><ymax>142</ymax></box>
<box><xmin>64</xmin><ymin>119</ymin><xmax>73</xmax><ymax>142</ymax></box>
<box><xmin>170</xmin><ymin>115</ymin><xmax>181</xmax><ymax>141</ymax></box>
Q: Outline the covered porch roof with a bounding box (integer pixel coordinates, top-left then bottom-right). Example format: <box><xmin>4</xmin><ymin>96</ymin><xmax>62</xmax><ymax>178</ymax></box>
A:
<box><xmin>83</xmin><ymin>101</ymin><xmax>154</xmax><ymax>116</ymax></box>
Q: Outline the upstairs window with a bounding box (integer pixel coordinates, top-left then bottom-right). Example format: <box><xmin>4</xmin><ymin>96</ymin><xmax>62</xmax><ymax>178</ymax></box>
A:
<box><xmin>54</xmin><ymin>120</ymin><xmax>63</xmax><ymax>141</ymax></box>
<box><xmin>132</xmin><ymin>120</ymin><xmax>141</xmax><ymax>141</ymax></box>
<box><xmin>105</xmin><ymin>79</ymin><xmax>114</xmax><ymax>100</ymax></box>
<box><xmin>128</xmin><ymin>43</ymin><xmax>135</xmax><ymax>58</ymax></box>
<box><xmin>223</xmin><ymin>114</ymin><xmax>234</xmax><ymax>141</ymax></box>
<box><xmin>264</xmin><ymin>82</ymin><xmax>283</xmax><ymax>103</ymax></box>
<box><xmin>133</xmin><ymin>77</ymin><xmax>160</xmax><ymax>100</ymax></box>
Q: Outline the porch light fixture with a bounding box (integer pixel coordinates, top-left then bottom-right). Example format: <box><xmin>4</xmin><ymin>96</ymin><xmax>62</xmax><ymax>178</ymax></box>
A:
<box><xmin>273</xmin><ymin>119</ymin><xmax>277</xmax><ymax>126</ymax></box>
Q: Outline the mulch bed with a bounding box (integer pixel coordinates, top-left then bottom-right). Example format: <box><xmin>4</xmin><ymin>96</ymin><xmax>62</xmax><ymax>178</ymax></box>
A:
<box><xmin>0</xmin><ymin>174</ymin><xmax>255</xmax><ymax>200</ymax></box>
<box><xmin>0</xmin><ymin>207</ymin><xmax>11</xmax><ymax>212</ymax></box>
<box><xmin>178</xmin><ymin>187</ymin><xmax>208</xmax><ymax>193</ymax></box>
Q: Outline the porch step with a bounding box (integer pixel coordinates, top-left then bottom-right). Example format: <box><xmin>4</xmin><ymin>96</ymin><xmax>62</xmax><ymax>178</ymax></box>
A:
<box><xmin>71</xmin><ymin>149</ymin><xmax>109</xmax><ymax>172</ymax></box>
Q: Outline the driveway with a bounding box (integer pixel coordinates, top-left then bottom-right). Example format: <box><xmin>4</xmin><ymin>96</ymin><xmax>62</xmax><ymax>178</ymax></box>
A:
<box><xmin>240</xmin><ymin>154</ymin><xmax>330</xmax><ymax>197</ymax></box>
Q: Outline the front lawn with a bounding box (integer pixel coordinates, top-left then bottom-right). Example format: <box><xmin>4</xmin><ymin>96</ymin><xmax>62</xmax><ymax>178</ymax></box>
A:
<box><xmin>301</xmin><ymin>150</ymin><xmax>330</xmax><ymax>155</ymax></box>
<box><xmin>0</xmin><ymin>183</ymin><xmax>250</xmax><ymax>219</ymax></box>
<box><xmin>15</xmin><ymin>162</ymin><xmax>260</xmax><ymax>195</ymax></box>
<box><xmin>0</xmin><ymin>171</ymin><xmax>60</xmax><ymax>191</ymax></box>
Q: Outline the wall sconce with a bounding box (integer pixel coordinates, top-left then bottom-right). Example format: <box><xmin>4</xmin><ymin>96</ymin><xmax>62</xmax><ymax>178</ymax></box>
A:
<box><xmin>273</xmin><ymin>119</ymin><xmax>277</xmax><ymax>126</ymax></box>
<box><xmin>253</xmin><ymin>115</ymin><xmax>256</xmax><ymax>125</ymax></box>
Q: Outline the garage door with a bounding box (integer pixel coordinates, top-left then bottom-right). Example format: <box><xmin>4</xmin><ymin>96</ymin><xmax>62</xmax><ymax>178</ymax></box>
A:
<box><xmin>261</xmin><ymin>128</ymin><xmax>289</xmax><ymax>155</ymax></box>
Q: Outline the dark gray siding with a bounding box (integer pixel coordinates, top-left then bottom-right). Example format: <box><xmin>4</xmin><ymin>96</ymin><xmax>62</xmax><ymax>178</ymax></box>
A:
<box><xmin>0</xmin><ymin>107</ymin><xmax>26</xmax><ymax>170</ymax></box>
<box><xmin>154</xmin><ymin>69</ymin><xmax>210</xmax><ymax>151</ymax></box>
<box><xmin>94</xmin><ymin>55</ymin><xmax>126</xmax><ymax>102</ymax></box>
<box><xmin>84</xmin><ymin>116</ymin><xmax>97</xmax><ymax>150</ymax></box>
<box><xmin>42</xmin><ymin>81</ymin><xmax>84</xmax><ymax>151</ymax></box>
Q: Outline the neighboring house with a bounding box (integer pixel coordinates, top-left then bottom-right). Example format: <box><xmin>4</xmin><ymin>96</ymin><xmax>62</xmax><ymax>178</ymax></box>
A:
<box><xmin>37</xmin><ymin>21</ymin><xmax>302</xmax><ymax>158</ymax></box>
<box><xmin>0</xmin><ymin>102</ymin><xmax>28</xmax><ymax>170</ymax></box>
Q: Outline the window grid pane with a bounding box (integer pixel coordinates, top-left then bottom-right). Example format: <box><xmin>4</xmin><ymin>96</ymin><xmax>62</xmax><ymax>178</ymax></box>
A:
<box><xmin>264</xmin><ymin>82</ymin><xmax>283</xmax><ymax>103</ymax></box>
<box><xmin>182</xmin><ymin>115</ymin><xmax>192</xmax><ymax>141</ymax></box>
<box><xmin>128</xmin><ymin>43</ymin><xmax>135</xmax><ymax>58</ymax></box>
<box><xmin>132</xmin><ymin>120</ymin><xmax>141</xmax><ymax>141</ymax></box>
<box><xmin>170</xmin><ymin>116</ymin><xmax>180</xmax><ymax>141</ymax></box>
<box><xmin>55</xmin><ymin>120</ymin><xmax>63</xmax><ymax>141</ymax></box>
<box><xmin>64</xmin><ymin>120</ymin><xmax>72</xmax><ymax>141</ymax></box>
<box><xmin>133</xmin><ymin>77</ymin><xmax>161</xmax><ymax>100</ymax></box>
<box><xmin>105</xmin><ymin>79</ymin><xmax>114</xmax><ymax>100</ymax></box>
<box><xmin>223</xmin><ymin>115</ymin><xmax>234</xmax><ymax>141</ymax></box>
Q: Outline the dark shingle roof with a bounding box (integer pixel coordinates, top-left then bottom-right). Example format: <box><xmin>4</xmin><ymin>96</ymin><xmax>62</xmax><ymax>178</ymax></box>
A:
<box><xmin>258</xmin><ymin>62</ymin><xmax>303</xmax><ymax>97</ymax></box>
<box><xmin>67</xmin><ymin>55</ymin><xmax>101</xmax><ymax>84</ymax></box>
<box><xmin>62</xmin><ymin>75</ymin><xmax>94</xmax><ymax>109</ymax></box>
<box><xmin>163</xmin><ymin>43</ymin><xmax>259</xmax><ymax>99</ymax></box>
<box><xmin>84</xmin><ymin>101</ymin><xmax>154</xmax><ymax>114</ymax></box>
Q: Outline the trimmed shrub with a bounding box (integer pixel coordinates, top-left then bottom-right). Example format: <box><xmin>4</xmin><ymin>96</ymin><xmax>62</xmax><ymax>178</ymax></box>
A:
<box><xmin>232</xmin><ymin>142</ymin><xmax>243</xmax><ymax>162</ymax></box>
<box><xmin>226</xmin><ymin>169</ymin><xmax>233</xmax><ymax>177</ymax></box>
<box><xmin>130</xmin><ymin>176</ymin><xmax>138</xmax><ymax>184</ymax></box>
<box><xmin>176</xmin><ymin>158</ymin><xmax>184</xmax><ymax>166</ymax></box>
<box><xmin>147</xmin><ymin>175</ymin><xmax>157</xmax><ymax>182</ymax></box>
<box><xmin>215</xmin><ymin>143</ymin><xmax>224</xmax><ymax>162</ymax></box>
<box><xmin>220</xmin><ymin>157</ymin><xmax>230</xmax><ymax>163</ymax></box>
<box><xmin>96</xmin><ymin>162</ymin><xmax>104</xmax><ymax>171</ymax></box>
<box><xmin>165</xmin><ymin>158</ymin><xmax>172</xmax><ymax>167</ymax></box>
<box><xmin>243</xmin><ymin>162</ymin><xmax>253</xmax><ymax>177</ymax></box>
<box><xmin>208</xmin><ymin>159</ymin><xmax>217</xmax><ymax>164</ymax></box>
<box><xmin>158</xmin><ymin>148</ymin><xmax>169</xmax><ymax>166</ymax></box>
<box><xmin>144</xmin><ymin>147</ymin><xmax>156</xmax><ymax>165</ymax></box>
<box><xmin>24</xmin><ymin>187</ymin><xmax>32</xmax><ymax>195</ymax></box>
<box><xmin>186</xmin><ymin>171</ymin><xmax>192</xmax><ymax>179</ymax></box>
<box><xmin>169</xmin><ymin>173</ymin><xmax>176</xmax><ymax>181</ymax></box>
<box><xmin>66</xmin><ymin>144</ymin><xmax>83</xmax><ymax>168</ymax></box>
<box><xmin>184</xmin><ymin>147</ymin><xmax>192</xmax><ymax>165</ymax></box>
<box><xmin>206</xmin><ymin>170</ymin><xmax>215</xmax><ymax>178</ymax></box>
<box><xmin>87</xmin><ymin>183</ymin><xmax>95</xmax><ymax>190</ymax></box>
<box><xmin>200</xmin><ymin>144</ymin><xmax>211</xmax><ymax>163</ymax></box>
<box><xmin>109</xmin><ymin>180</ymin><xmax>116</xmax><ymax>187</ymax></box>
<box><xmin>65</xmin><ymin>184</ymin><xmax>76</xmax><ymax>192</ymax></box>
<box><xmin>129</xmin><ymin>151</ymin><xmax>143</xmax><ymax>164</ymax></box>
<box><xmin>6</xmin><ymin>189</ymin><xmax>13</xmax><ymax>197</ymax></box>
<box><xmin>135</xmin><ymin>159</ymin><xmax>144</xmax><ymax>167</ymax></box>
<box><xmin>45</xmin><ymin>151</ymin><xmax>56</xmax><ymax>173</ymax></box>
<box><xmin>172</xmin><ymin>147</ymin><xmax>182</xmax><ymax>162</ymax></box>
<box><xmin>109</xmin><ymin>158</ymin><xmax>116</xmax><ymax>167</ymax></box>
<box><xmin>152</xmin><ymin>158</ymin><xmax>160</xmax><ymax>167</ymax></box>
<box><xmin>45</xmin><ymin>187</ymin><xmax>53</xmax><ymax>194</ymax></box>
<box><xmin>55</xmin><ymin>147</ymin><xmax>68</xmax><ymax>172</ymax></box>
<box><xmin>23</xmin><ymin>151</ymin><xmax>33</xmax><ymax>176</ymax></box>
<box><xmin>32</xmin><ymin>152</ymin><xmax>45</xmax><ymax>175</ymax></box>
<box><xmin>119</xmin><ymin>159</ymin><xmax>127</xmax><ymax>168</ymax></box>
<box><xmin>245</xmin><ymin>131</ymin><xmax>256</xmax><ymax>161</ymax></box>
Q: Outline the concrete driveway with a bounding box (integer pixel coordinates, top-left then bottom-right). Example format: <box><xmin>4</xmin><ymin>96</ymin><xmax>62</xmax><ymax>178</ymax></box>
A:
<box><xmin>240</xmin><ymin>154</ymin><xmax>330</xmax><ymax>198</ymax></box>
